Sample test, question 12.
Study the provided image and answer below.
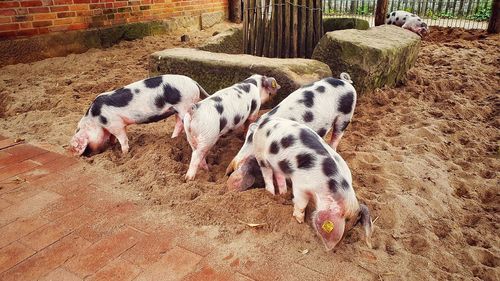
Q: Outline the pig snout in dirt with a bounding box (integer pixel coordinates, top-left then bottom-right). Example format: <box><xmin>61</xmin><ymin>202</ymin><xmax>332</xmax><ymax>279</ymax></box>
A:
<box><xmin>69</xmin><ymin>74</ymin><xmax>208</xmax><ymax>156</ymax></box>
<box><xmin>226</xmin><ymin>73</ymin><xmax>357</xmax><ymax>191</ymax></box>
<box><xmin>386</xmin><ymin>10</ymin><xmax>430</xmax><ymax>37</ymax></box>
<box><xmin>250</xmin><ymin>117</ymin><xmax>373</xmax><ymax>250</ymax></box>
<box><xmin>183</xmin><ymin>74</ymin><xmax>280</xmax><ymax>181</ymax></box>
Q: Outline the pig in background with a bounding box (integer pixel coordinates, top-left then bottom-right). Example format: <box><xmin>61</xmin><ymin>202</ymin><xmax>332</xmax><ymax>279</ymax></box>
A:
<box><xmin>386</xmin><ymin>10</ymin><xmax>430</xmax><ymax>37</ymax></box>
<box><xmin>69</xmin><ymin>74</ymin><xmax>208</xmax><ymax>156</ymax></box>
<box><xmin>248</xmin><ymin>118</ymin><xmax>373</xmax><ymax>250</ymax></box>
<box><xmin>226</xmin><ymin>73</ymin><xmax>357</xmax><ymax>192</ymax></box>
<box><xmin>183</xmin><ymin>74</ymin><xmax>280</xmax><ymax>180</ymax></box>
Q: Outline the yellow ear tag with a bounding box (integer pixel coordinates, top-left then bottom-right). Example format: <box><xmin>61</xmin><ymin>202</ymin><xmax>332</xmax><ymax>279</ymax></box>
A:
<box><xmin>271</xmin><ymin>80</ymin><xmax>277</xmax><ymax>88</ymax></box>
<box><xmin>322</xmin><ymin>220</ymin><xmax>334</xmax><ymax>233</ymax></box>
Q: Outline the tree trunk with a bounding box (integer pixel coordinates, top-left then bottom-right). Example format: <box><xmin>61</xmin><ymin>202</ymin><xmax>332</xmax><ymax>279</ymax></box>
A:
<box><xmin>375</xmin><ymin>0</ymin><xmax>389</xmax><ymax>26</ymax></box>
<box><xmin>488</xmin><ymin>0</ymin><xmax>500</xmax><ymax>33</ymax></box>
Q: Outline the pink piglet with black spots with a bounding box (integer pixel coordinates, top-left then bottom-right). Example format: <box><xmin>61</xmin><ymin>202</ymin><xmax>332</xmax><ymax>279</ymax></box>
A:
<box><xmin>249</xmin><ymin>117</ymin><xmax>373</xmax><ymax>250</ymax></box>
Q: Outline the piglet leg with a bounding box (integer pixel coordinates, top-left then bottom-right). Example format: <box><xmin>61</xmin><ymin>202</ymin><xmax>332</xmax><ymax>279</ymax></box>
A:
<box><xmin>171</xmin><ymin>114</ymin><xmax>184</xmax><ymax>138</ymax></box>
<box><xmin>274</xmin><ymin>171</ymin><xmax>287</xmax><ymax>195</ymax></box>
<box><xmin>259</xmin><ymin>164</ymin><xmax>276</xmax><ymax>195</ymax></box>
<box><xmin>292</xmin><ymin>189</ymin><xmax>309</xmax><ymax>223</ymax></box>
<box><xmin>109</xmin><ymin>127</ymin><xmax>129</xmax><ymax>154</ymax></box>
<box><xmin>330</xmin><ymin>118</ymin><xmax>350</xmax><ymax>150</ymax></box>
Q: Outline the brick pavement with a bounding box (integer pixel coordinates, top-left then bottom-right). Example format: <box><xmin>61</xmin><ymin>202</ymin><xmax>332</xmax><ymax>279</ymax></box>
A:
<box><xmin>0</xmin><ymin>135</ymin><xmax>332</xmax><ymax>281</ymax></box>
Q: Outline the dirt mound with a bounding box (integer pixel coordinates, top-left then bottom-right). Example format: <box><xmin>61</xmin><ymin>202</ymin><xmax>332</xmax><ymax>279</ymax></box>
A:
<box><xmin>1</xmin><ymin>26</ymin><xmax>499</xmax><ymax>280</ymax></box>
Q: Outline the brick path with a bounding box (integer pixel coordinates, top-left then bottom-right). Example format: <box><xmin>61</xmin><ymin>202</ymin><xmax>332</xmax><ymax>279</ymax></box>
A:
<box><xmin>0</xmin><ymin>135</ymin><xmax>334</xmax><ymax>281</ymax></box>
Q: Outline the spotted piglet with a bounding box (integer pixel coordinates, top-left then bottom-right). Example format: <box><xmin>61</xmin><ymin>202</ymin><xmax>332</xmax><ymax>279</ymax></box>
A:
<box><xmin>183</xmin><ymin>74</ymin><xmax>280</xmax><ymax>180</ymax></box>
<box><xmin>226</xmin><ymin>73</ymin><xmax>357</xmax><ymax>191</ymax></box>
<box><xmin>69</xmin><ymin>74</ymin><xmax>209</xmax><ymax>156</ymax></box>
<box><xmin>250</xmin><ymin>118</ymin><xmax>373</xmax><ymax>250</ymax></box>
<box><xmin>385</xmin><ymin>10</ymin><xmax>429</xmax><ymax>36</ymax></box>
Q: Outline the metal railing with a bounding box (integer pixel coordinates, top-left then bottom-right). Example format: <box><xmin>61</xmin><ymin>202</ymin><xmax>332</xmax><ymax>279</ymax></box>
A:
<box><xmin>322</xmin><ymin>0</ymin><xmax>493</xmax><ymax>29</ymax></box>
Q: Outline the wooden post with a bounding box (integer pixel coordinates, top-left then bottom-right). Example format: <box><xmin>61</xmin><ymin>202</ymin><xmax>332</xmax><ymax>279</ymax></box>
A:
<box><xmin>284</xmin><ymin>0</ymin><xmax>291</xmax><ymax>57</ymax></box>
<box><xmin>488</xmin><ymin>0</ymin><xmax>500</xmax><ymax>33</ymax></box>
<box><xmin>374</xmin><ymin>0</ymin><xmax>388</xmax><ymax>26</ymax></box>
<box><xmin>300</xmin><ymin>0</ymin><xmax>306</xmax><ymax>58</ymax></box>
<box><xmin>243</xmin><ymin>0</ymin><xmax>248</xmax><ymax>53</ymax></box>
<box><xmin>229</xmin><ymin>0</ymin><xmax>242</xmax><ymax>23</ymax></box>
<box><xmin>255</xmin><ymin>0</ymin><xmax>263</xmax><ymax>56</ymax></box>
<box><xmin>292</xmin><ymin>0</ymin><xmax>298</xmax><ymax>57</ymax></box>
<box><xmin>269</xmin><ymin>0</ymin><xmax>276</xmax><ymax>57</ymax></box>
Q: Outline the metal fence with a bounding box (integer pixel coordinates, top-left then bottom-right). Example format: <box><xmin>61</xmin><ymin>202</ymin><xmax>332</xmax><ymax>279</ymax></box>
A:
<box><xmin>322</xmin><ymin>0</ymin><xmax>493</xmax><ymax>29</ymax></box>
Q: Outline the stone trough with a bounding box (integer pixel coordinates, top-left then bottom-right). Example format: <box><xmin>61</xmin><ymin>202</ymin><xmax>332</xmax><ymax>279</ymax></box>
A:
<box><xmin>312</xmin><ymin>25</ymin><xmax>421</xmax><ymax>94</ymax></box>
<box><xmin>149</xmin><ymin>48</ymin><xmax>332</xmax><ymax>106</ymax></box>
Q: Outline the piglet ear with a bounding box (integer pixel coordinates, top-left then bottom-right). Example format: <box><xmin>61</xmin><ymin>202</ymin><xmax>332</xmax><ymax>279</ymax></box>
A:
<box><xmin>262</xmin><ymin>77</ymin><xmax>281</xmax><ymax>91</ymax></box>
<box><xmin>359</xmin><ymin>204</ymin><xmax>374</xmax><ymax>248</ymax></box>
<box><xmin>313</xmin><ymin>210</ymin><xmax>346</xmax><ymax>251</ymax></box>
<box><xmin>68</xmin><ymin>131</ymin><xmax>89</xmax><ymax>156</ymax></box>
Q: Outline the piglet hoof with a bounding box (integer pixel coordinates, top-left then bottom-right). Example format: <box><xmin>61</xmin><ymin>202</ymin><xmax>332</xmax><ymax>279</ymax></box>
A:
<box><xmin>293</xmin><ymin>210</ymin><xmax>305</xmax><ymax>224</ymax></box>
<box><xmin>171</xmin><ymin>133</ymin><xmax>178</xmax><ymax>139</ymax></box>
<box><xmin>265</xmin><ymin>185</ymin><xmax>276</xmax><ymax>196</ymax></box>
<box><xmin>121</xmin><ymin>147</ymin><xmax>129</xmax><ymax>155</ymax></box>
<box><xmin>184</xmin><ymin>174</ymin><xmax>194</xmax><ymax>181</ymax></box>
<box><xmin>365</xmin><ymin>236</ymin><xmax>373</xmax><ymax>249</ymax></box>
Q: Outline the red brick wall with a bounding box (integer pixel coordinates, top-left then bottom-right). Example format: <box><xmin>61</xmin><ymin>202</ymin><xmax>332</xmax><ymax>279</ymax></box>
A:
<box><xmin>0</xmin><ymin>0</ymin><xmax>228</xmax><ymax>39</ymax></box>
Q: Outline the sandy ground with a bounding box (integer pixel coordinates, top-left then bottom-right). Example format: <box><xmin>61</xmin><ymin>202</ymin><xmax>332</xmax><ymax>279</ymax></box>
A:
<box><xmin>0</xmin><ymin>25</ymin><xmax>499</xmax><ymax>280</ymax></box>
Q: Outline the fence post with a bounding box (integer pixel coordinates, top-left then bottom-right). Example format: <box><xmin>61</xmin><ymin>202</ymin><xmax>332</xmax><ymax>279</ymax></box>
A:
<box><xmin>488</xmin><ymin>0</ymin><xmax>500</xmax><ymax>33</ymax></box>
<box><xmin>229</xmin><ymin>0</ymin><xmax>242</xmax><ymax>23</ymax></box>
<box><xmin>374</xmin><ymin>0</ymin><xmax>388</xmax><ymax>26</ymax></box>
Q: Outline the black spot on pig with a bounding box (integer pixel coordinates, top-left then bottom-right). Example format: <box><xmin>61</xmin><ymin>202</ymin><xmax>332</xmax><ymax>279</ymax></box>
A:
<box><xmin>299</xmin><ymin>128</ymin><xmax>328</xmax><ymax>155</ymax></box>
<box><xmin>303</xmin><ymin>111</ymin><xmax>314</xmax><ymax>122</ymax></box>
<box><xmin>411</xmin><ymin>14</ymin><xmax>416</xmax><ymax>17</ymax></box>
<box><xmin>325</xmin><ymin>78</ymin><xmax>344</xmax><ymax>87</ymax></box>
<box><xmin>246</xmin><ymin>132</ymin><xmax>254</xmax><ymax>143</ymax></box>
<box><xmin>338</xmin><ymin>92</ymin><xmax>354</xmax><ymax>114</ymax></box>
<box><xmin>340</xmin><ymin>121</ymin><xmax>350</xmax><ymax>132</ymax></box>
<box><xmin>341</xmin><ymin>179</ymin><xmax>350</xmax><ymax>190</ymax></box>
<box><xmin>144</xmin><ymin>76</ymin><xmax>163</xmax><ymax>88</ymax></box>
<box><xmin>163</xmin><ymin>84</ymin><xmax>181</xmax><ymax>105</ymax></box>
<box><xmin>266</xmin><ymin>130</ymin><xmax>271</xmax><ymax>137</ymax></box>
<box><xmin>278</xmin><ymin>159</ymin><xmax>294</xmax><ymax>174</ymax></box>
<box><xmin>91</xmin><ymin>88</ymin><xmax>133</xmax><ymax>116</ymax></box>
<box><xmin>250</xmin><ymin>99</ymin><xmax>257</xmax><ymax>114</ymax></box>
<box><xmin>328</xmin><ymin>179</ymin><xmax>338</xmax><ymax>193</ymax></box>
<box><xmin>153</xmin><ymin>84</ymin><xmax>179</xmax><ymax>108</ymax></box>
<box><xmin>391</xmin><ymin>11</ymin><xmax>396</xmax><ymax>16</ymax></box>
<box><xmin>270</xmin><ymin>141</ymin><xmax>280</xmax><ymax>154</ymax></box>
<box><xmin>211</xmin><ymin>96</ymin><xmax>222</xmax><ymax>102</ymax></box>
<box><xmin>99</xmin><ymin>115</ymin><xmax>107</xmax><ymax>124</ymax></box>
<box><xmin>299</xmin><ymin>91</ymin><xmax>314</xmax><ymax>108</ymax></box>
<box><xmin>280</xmin><ymin>135</ymin><xmax>296</xmax><ymax>148</ymax></box>
<box><xmin>243</xmin><ymin>78</ymin><xmax>257</xmax><ymax>86</ymax></box>
<box><xmin>386</xmin><ymin>14</ymin><xmax>390</xmax><ymax>18</ymax></box>
<box><xmin>296</xmin><ymin>153</ymin><xmax>315</xmax><ymax>169</ymax></box>
<box><xmin>322</xmin><ymin>157</ymin><xmax>338</xmax><ymax>177</ymax></box>
<box><xmin>388</xmin><ymin>20</ymin><xmax>393</xmax><ymax>24</ymax></box>
<box><xmin>258</xmin><ymin>117</ymin><xmax>270</xmax><ymax>129</ymax></box>
<box><xmin>215</xmin><ymin>103</ymin><xmax>224</xmax><ymax>114</ymax></box>
<box><xmin>233</xmin><ymin>114</ymin><xmax>242</xmax><ymax>125</ymax></box>
<box><xmin>268</xmin><ymin>106</ymin><xmax>279</xmax><ymax>116</ymax></box>
<box><xmin>290</xmin><ymin>118</ymin><xmax>296</xmax><ymax>121</ymax></box>
<box><xmin>317</xmin><ymin>128</ymin><xmax>327</xmax><ymax>137</ymax></box>
<box><xmin>316</xmin><ymin>86</ymin><xmax>325</xmax><ymax>93</ymax></box>
<box><xmin>141</xmin><ymin>109</ymin><xmax>176</xmax><ymax>124</ymax></box>
<box><xmin>259</xmin><ymin>159</ymin><xmax>267</xmax><ymax>168</ymax></box>
<box><xmin>396</xmin><ymin>17</ymin><xmax>399</xmax><ymax>21</ymax></box>
<box><xmin>403</xmin><ymin>17</ymin><xmax>407</xmax><ymax>21</ymax></box>
<box><xmin>238</xmin><ymin>83</ymin><xmax>251</xmax><ymax>93</ymax></box>
<box><xmin>219</xmin><ymin>117</ymin><xmax>227</xmax><ymax>132</ymax></box>
<box><xmin>134</xmin><ymin>89</ymin><xmax>140</xmax><ymax>94</ymax></box>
